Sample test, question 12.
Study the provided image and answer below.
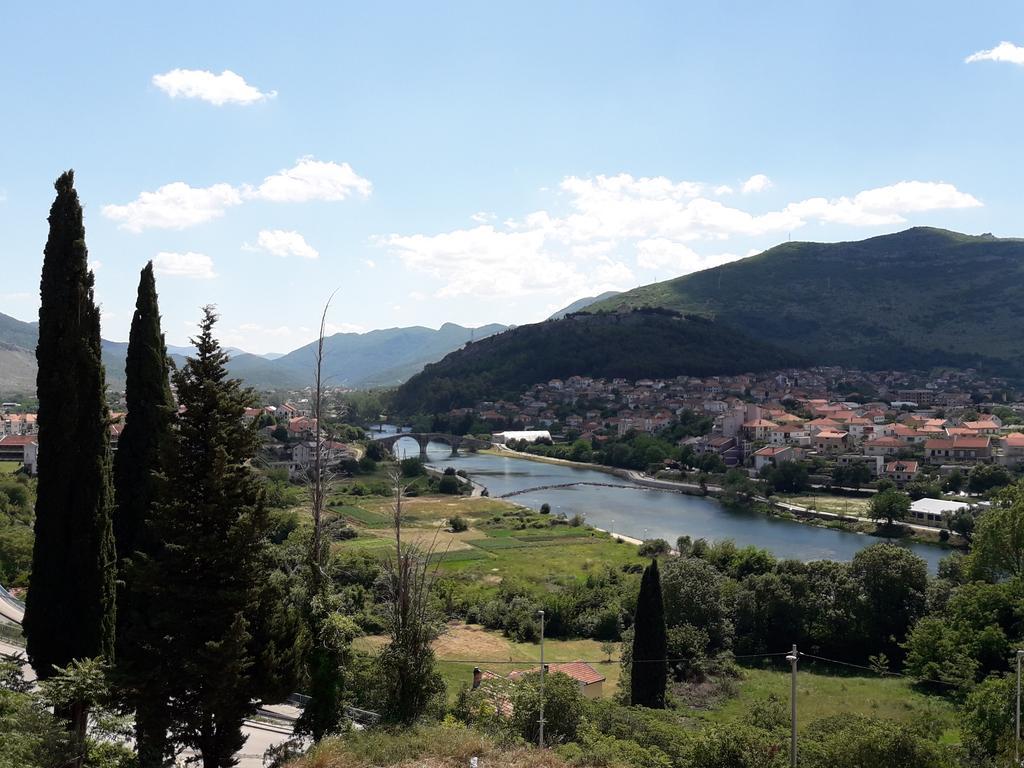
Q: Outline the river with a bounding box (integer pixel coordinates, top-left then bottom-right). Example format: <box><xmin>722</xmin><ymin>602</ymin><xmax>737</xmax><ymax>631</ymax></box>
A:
<box><xmin>383</xmin><ymin>435</ymin><xmax>946</xmax><ymax>571</ymax></box>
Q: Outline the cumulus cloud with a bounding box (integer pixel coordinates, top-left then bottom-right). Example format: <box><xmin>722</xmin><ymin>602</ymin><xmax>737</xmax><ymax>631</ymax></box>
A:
<box><xmin>152</xmin><ymin>68</ymin><xmax>276</xmax><ymax>105</ymax></box>
<box><xmin>248</xmin><ymin>157</ymin><xmax>372</xmax><ymax>202</ymax></box>
<box><xmin>784</xmin><ymin>181</ymin><xmax>981</xmax><ymax>226</ymax></box>
<box><xmin>966</xmin><ymin>41</ymin><xmax>1024</xmax><ymax>65</ymax></box>
<box><xmin>102</xmin><ymin>182</ymin><xmax>243</xmax><ymax>232</ymax></box>
<box><xmin>249</xmin><ymin>229</ymin><xmax>319</xmax><ymax>259</ymax></box>
<box><xmin>103</xmin><ymin>158</ymin><xmax>370</xmax><ymax>232</ymax></box>
<box><xmin>741</xmin><ymin>174</ymin><xmax>773</xmax><ymax>194</ymax></box>
<box><xmin>153</xmin><ymin>251</ymin><xmax>217</xmax><ymax>279</ymax></box>
<box><xmin>378</xmin><ymin>173</ymin><xmax>982</xmax><ymax>301</ymax></box>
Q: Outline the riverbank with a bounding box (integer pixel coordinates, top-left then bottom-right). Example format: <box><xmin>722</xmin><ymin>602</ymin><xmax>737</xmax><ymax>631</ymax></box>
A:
<box><xmin>486</xmin><ymin>445</ymin><xmax>959</xmax><ymax>552</ymax></box>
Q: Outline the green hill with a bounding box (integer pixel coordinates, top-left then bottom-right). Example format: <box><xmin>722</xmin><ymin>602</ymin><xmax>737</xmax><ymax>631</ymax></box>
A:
<box><xmin>589</xmin><ymin>227</ymin><xmax>1024</xmax><ymax>375</ymax></box>
<box><xmin>393</xmin><ymin>308</ymin><xmax>802</xmax><ymax>414</ymax></box>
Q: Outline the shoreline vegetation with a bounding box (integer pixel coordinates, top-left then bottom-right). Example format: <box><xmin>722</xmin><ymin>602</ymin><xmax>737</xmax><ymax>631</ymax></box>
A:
<box><xmin>477</xmin><ymin>445</ymin><xmax>962</xmax><ymax>552</ymax></box>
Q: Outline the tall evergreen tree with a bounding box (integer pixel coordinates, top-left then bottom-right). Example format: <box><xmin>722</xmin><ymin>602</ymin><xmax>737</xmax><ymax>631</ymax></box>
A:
<box><xmin>24</xmin><ymin>170</ymin><xmax>116</xmax><ymax>671</ymax></box>
<box><xmin>631</xmin><ymin>558</ymin><xmax>667</xmax><ymax>709</ymax></box>
<box><xmin>140</xmin><ymin>307</ymin><xmax>277</xmax><ymax>767</ymax></box>
<box><xmin>113</xmin><ymin>262</ymin><xmax>175</xmax><ymax>768</ymax></box>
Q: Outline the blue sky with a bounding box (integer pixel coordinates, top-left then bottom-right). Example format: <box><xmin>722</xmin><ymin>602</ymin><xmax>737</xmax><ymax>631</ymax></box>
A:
<box><xmin>1</xmin><ymin>2</ymin><xmax>1022</xmax><ymax>353</ymax></box>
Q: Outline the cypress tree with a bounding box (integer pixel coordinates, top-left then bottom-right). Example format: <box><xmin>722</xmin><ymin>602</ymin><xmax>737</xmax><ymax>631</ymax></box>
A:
<box><xmin>141</xmin><ymin>307</ymin><xmax>276</xmax><ymax>767</ymax></box>
<box><xmin>113</xmin><ymin>262</ymin><xmax>174</xmax><ymax>768</ymax></box>
<box><xmin>24</xmin><ymin>169</ymin><xmax>116</xmax><ymax>672</ymax></box>
<box><xmin>24</xmin><ymin>170</ymin><xmax>116</xmax><ymax>759</ymax></box>
<box><xmin>630</xmin><ymin>558</ymin><xmax>667</xmax><ymax>708</ymax></box>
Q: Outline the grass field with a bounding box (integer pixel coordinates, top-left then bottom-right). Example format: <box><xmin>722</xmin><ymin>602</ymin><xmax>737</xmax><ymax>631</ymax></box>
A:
<box><xmin>331</xmin><ymin>492</ymin><xmax>648</xmax><ymax>592</ymax></box>
<box><xmin>704</xmin><ymin>663</ymin><xmax>960</xmax><ymax>742</ymax></box>
<box><xmin>0</xmin><ymin>461</ymin><xmax>21</xmax><ymax>474</ymax></box>
<box><xmin>356</xmin><ymin>624</ymin><xmax>622</xmax><ymax>703</ymax></box>
<box><xmin>778</xmin><ymin>492</ymin><xmax>872</xmax><ymax>517</ymax></box>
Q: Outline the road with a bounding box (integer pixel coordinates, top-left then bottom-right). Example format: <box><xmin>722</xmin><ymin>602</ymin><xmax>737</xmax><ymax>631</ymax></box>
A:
<box><xmin>0</xmin><ymin>628</ymin><xmax>297</xmax><ymax>767</ymax></box>
<box><xmin>0</xmin><ymin>583</ymin><xmax>25</xmax><ymax>624</ymax></box>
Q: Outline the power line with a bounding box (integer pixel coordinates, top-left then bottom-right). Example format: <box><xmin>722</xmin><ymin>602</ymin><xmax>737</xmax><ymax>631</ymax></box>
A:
<box><xmin>797</xmin><ymin>651</ymin><xmax>963</xmax><ymax>689</ymax></box>
<box><xmin>433</xmin><ymin>651</ymin><xmax>791</xmax><ymax>665</ymax></box>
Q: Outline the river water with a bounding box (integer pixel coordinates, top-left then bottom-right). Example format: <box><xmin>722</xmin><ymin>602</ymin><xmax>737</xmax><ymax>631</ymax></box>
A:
<box><xmin>384</xmin><ymin>435</ymin><xmax>946</xmax><ymax>571</ymax></box>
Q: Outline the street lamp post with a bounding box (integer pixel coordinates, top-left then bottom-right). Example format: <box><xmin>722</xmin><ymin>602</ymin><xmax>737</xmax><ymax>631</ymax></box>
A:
<box><xmin>538</xmin><ymin>610</ymin><xmax>546</xmax><ymax>749</ymax></box>
<box><xmin>786</xmin><ymin>644</ymin><xmax>798</xmax><ymax>767</ymax></box>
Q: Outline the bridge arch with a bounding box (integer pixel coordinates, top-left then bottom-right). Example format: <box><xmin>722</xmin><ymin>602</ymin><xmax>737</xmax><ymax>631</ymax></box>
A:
<box><xmin>374</xmin><ymin>432</ymin><xmax>491</xmax><ymax>460</ymax></box>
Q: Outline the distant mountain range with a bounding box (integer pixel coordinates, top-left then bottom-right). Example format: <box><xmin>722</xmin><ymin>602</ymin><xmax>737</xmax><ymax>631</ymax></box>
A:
<box><xmin>589</xmin><ymin>227</ymin><xmax>1024</xmax><ymax>375</ymax></box>
<box><xmin>0</xmin><ymin>313</ymin><xmax>506</xmax><ymax>395</ymax></box>
<box><xmin>7</xmin><ymin>227</ymin><xmax>1023</xmax><ymax>401</ymax></box>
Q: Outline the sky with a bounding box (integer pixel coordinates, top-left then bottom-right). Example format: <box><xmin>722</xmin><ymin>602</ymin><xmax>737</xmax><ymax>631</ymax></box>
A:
<box><xmin>1</xmin><ymin>2</ymin><xmax>1023</xmax><ymax>354</ymax></box>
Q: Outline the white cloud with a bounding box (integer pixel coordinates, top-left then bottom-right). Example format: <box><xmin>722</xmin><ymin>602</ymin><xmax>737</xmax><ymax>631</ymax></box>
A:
<box><xmin>850</xmin><ymin>180</ymin><xmax>982</xmax><ymax>213</ymax></box>
<box><xmin>741</xmin><ymin>174</ymin><xmax>773</xmax><ymax>194</ymax></box>
<box><xmin>713</xmin><ymin>185</ymin><xmax>733</xmax><ymax>196</ymax></box>
<box><xmin>966</xmin><ymin>41</ymin><xmax>1024</xmax><ymax>66</ymax></box>
<box><xmin>89</xmin><ymin>260</ymin><xmax>103</xmax><ymax>272</ymax></box>
<box><xmin>248</xmin><ymin>157</ymin><xmax>372</xmax><ymax>202</ymax></box>
<box><xmin>470</xmin><ymin>211</ymin><xmax>496</xmax><ymax>223</ymax></box>
<box><xmin>104</xmin><ymin>157</ymin><xmax>369</xmax><ymax>232</ymax></box>
<box><xmin>103</xmin><ymin>182</ymin><xmax>242</xmax><ymax>232</ymax></box>
<box><xmin>153</xmin><ymin>251</ymin><xmax>217</xmax><ymax>279</ymax></box>
<box><xmin>152</xmin><ymin>68</ymin><xmax>276</xmax><ymax>105</ymax></box>
<box><xmin>784</xmin><ymin>181</ymin><xmax>981</xmax><ymax>226</ymax></box>
<box><xmin>378</xmin><ymin>173</ymin><xmax>983</xmax><ymax>299</ymax></box>
<box><xmin>363</xmin><ymin>259</ymin><xmax>376</xmax><ymax>269</ymax></box>
<box><xmin>250</xmin><ymin>229</ymin><xmax>319</xmax><ymax>259</ymax></box>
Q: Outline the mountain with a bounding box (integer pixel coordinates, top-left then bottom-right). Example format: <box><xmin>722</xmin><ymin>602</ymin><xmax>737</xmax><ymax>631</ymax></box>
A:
<box><xmin>249</xmin><ymin>322</ymin><xmax>508</xmax><ymax>390</ymax></box>
<box><xmin>393</xmin><ymin>309</ymin><xmax>801</xmax><ymax>414</ymax></box>
<box><xmin>589</xmin><ymin>227</ymin><xmax>1024</xmax><ymax>375</ymax></box>
<box><xmin>548</xmin><ymin>291</ymin><xmax>621</xmax><ymax>320</ymax></box>
<box><xmin>0</xmin><ymin>312</ymin><xmax>507</xmax><ymax>395</ymax></box>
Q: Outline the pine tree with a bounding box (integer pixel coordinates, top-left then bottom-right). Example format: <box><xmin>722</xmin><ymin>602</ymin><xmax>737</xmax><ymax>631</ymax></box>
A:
<box><xmin>141</xmin><ymin>307</ymin><xmax>276</xmax><ymax>767</ymax></box>
<box><xmin>630</xmin><ymin>558</ymin><xmax>667</xmax><ymax>708</ymax></box>
<box><xmin>113</xmin><ymin>262</ymin><xmax>174</xmax><ymax>768</ymax></box>
<box><xmin>24</xmin><ymin>171</ymin><xmax>116</xmax><ymax>712</ymax></box>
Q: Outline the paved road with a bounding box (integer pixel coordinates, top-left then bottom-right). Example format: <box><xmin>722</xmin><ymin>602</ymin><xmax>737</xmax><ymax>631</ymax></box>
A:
<box><xmin>0</xmin><ymin>635</ymin><xmax>297</xmax><ymax>767</ymax></box>
<box><xmin>0</xmin><ymin>583</ymin><xmax>25</xmax><ymax>625</ymax></box>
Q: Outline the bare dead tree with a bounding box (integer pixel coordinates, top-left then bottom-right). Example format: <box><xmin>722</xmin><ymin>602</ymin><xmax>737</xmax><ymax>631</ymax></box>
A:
<box><xmin>309</xmin><ymin>291</ymin><xmax>338</xmax><ymax>583</ymax></box>
<box><xmin>378</xmin><ymin>470</ymin><xmax>450</xmax><ymax>722</ymax></box>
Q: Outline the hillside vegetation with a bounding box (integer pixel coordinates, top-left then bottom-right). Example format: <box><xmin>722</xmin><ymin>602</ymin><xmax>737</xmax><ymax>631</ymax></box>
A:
<box><xmin>590</xmin><ymin>227</ymin><xmax>1024</xmax><ymax>375</ymax></box>
<box><xmin>393</xmin><ymin>308</ymin><xmax>801</xmax><ymax>414</ymax></box>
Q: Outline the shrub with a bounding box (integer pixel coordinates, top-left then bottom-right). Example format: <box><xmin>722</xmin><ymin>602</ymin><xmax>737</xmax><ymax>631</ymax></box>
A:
<box><xmin>638</xmin><ymin>538</ymin><xmax>670</xmax><ymax>557</ymax></box>
<box><xmin>540</xmin><ymin>503</ymin><xmax>551</xmax><ymax>515</ymax></box>
<box><xmin>438</xmin><ymin>475</ymin><xmax>461</xmax><ymax>495</ymax></box>
<box><xmin>450</xmin><ymin>515</ymin><xmax>469</xmax><ymax>532</ymax></box>
<box><xmin>400</xmin><ymin>457</ymin><xmax>426</xmax><ymax>477</ymax></box>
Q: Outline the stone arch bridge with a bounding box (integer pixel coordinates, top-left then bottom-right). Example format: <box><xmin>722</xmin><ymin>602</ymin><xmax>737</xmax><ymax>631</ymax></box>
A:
<box><xmin>373</xmin><ymin>432</ymin><xmax>492</xmax><ymax>459</ymax></box>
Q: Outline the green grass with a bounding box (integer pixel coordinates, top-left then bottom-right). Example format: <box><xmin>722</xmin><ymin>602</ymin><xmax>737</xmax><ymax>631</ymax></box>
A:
<box><xmin>465</xmin><ymin>537</ymin><xmax>534</xmax><ymax>551</ymax></box>
<box><xmin>778</xmin><ymin>492</ymin><xmax>872</xmax><ymax>517</ymax></box>
<box><xmin>331</xmin><ymin>504</ymin><xmax>391</xmax><ymax>528</ymax></box>
<box><xmin>701</xmin><ymin>664</ymin><xmax>960</xmax><ymax>743</ymax></box>
<box><xmin>427</xmin><ymin>549</ymin><xmax>491</xmax><ymax>564</ymax></box>
<box><xmin>0</xmin><ymin>461</ymin><xmax>21</xmax><ymax>475</ymax></box>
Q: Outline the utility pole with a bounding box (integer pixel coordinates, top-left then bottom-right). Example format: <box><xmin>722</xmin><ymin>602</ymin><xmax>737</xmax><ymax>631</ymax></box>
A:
<box><xmin>538</xmin><ymin>610</ymin><xmax>546</xmax><ymax>749</ymax></box>
<box><xmin>787</xmin><ymin>644</ymin><xmax>798</xmax><ymax>767</ymax></box>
